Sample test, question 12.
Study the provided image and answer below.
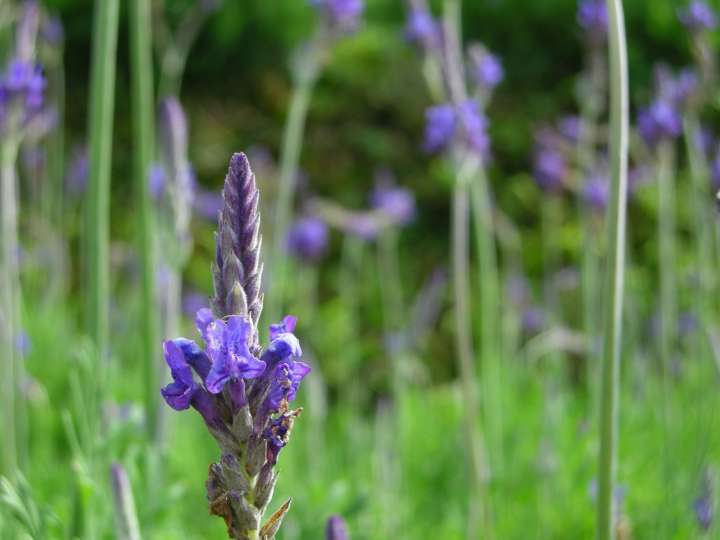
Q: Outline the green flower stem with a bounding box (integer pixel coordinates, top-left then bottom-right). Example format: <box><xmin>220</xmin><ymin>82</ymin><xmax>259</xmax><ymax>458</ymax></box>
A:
<box><xmin>268</xmin><ymin>67</ymin><xmax>318</xmax><ymax>323</ymax></box>
<box><xmin>470</xmin><ymin>164</ymin><xmax>504</xmax><ymax>474</ymax></box>
<box><xmin>1</xmin><ymin>137</ymin><xmax>21</xmax><ymax>474</ymax></box>
<box><xmin>596</xmin><ymin>1</ymin><xmax>629</xmax><ymax>539</ymax></box>
<box><xmin>377</xmin><ymin>227</ymin><xmax>406</xmax><ymax>396</ymax></box>
<box><xmin>657</xmin><ymin>141</ymin><xmax>676</xmax><ymax>376</ymax></box>
<box><xmin>130</xmin><ymin>0</ymin><xmax>160</xmax><ymax>441</ymax></box>
<box><xmin>683</xmin><ymin>115</ymin><xmax>713</xmax><ymax>328</ymax></box>
<box><xmin>86</xmin><ymin>0</ymin><xmax>120</xmax><ymax>356</ymax></box>
<box><xmin>453</xmin><ymin>163</ymin><xmax>491</xmax><ymax>539</ymax></box>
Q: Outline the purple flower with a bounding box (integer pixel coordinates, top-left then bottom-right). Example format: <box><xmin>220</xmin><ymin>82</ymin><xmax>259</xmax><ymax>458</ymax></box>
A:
<box><xmin>326</xmin><ymin>515</ymin><xmax>350</xmax><ymax>540</ymax></box>
<box><xmin>406</xmin><ymin>7</ymin><xmax>440</xmax><ymax>50</ymax></box>
<box><xmin>25</xmin><ymin>67</ymin><xmax>45</xmax><ymax>109</ymax></box>
<box><xmin>469</xmin><ymin>46</ymin><xmax>503</xmax><ymax>91</ymax></box>
<box><xmin>558</xmin><ymin>115</ymin><xmax>583</xmax><ymax>142</ymax></box>
<box><xmin>202</xmin><ymin>315</ymin><xmax>266</xmax><ymax>394</ymax></box>
<box><xmin>311</xmin><ymin>0</ymin><xmax>364</xmax><ymax>32</ymax></box>
<box><xmin>5</xmin><ymin>59</ymin><xmax>32</xmax><ymax>92</ymax></box>
<box><xmin>533</xmin><ymin>146</ymin><xmax>567</xmax><ymax>192</ymax></box>
<box><xmin>671</xmin><ymin>68</ymin><xmax>699</xmax><ymax>107</ymax></box>
<box><xmin>458</xmin><ymin>100</ymin><xmax>490</xmax><ymax>156</ymax></box>
<box><xmin>679</xmin><ymin>1</ymin><xmax>717</xmax><ymax>32</ymax></box>
<box><xmin>15</xmin><ymin>331</ymin><xmax>30</xmax><ymax>356</ymax></box>
<box><xmin>694</xmin><ymin>495</ymin><xmax>714</xmax><ymax>531</ymax></box>
<box><xmin>637</xmin><ymin>100</ymin><xmax>682</xmax><ymax>147</ymax></box>
<box><xmin>577</xmin><ymin>0</ymin><xmax>607</xmax><ymax>42</ymax></box>
<box><xmin>287</xmin><ymin>216</ymin><xmax>329</xmax><ymax>262</ymax></box>
<box><xmin>263</xmin><ymin>408</ymin><xmax>301</xmax><ymax>464</ymax></box>
<box><xmin>582</xmin><ymin>171</ymin><xmax>609</xmax><ymax>212</ymax></box>
<box><xmin>263</xmin><ymin>316</ymin><xmax>309</xmax><ymax>411</ymax></box>
<box><xmin>193</xmin><ymin>187</ymin><xmax>223</xmax><ymax>221</ymax></box>
<box><xmin>522</xmin><ymin>307</ymin><xmax>545</xmax><ymax>335</ymax></box>
<box><xmin>65</xmin><ymin>145</ymin><xmax>88</xmax><ymax>196</ymax></box>
<box><xmin>423</xmin><ymin>103</ymin><xmax>456</xmax><ymax>153</ymax></box>
<box><xmin>370</xmin><ymin>182</ymin><xmax>416</xmax><ymax>227</ymax></box>
<box><xmin>41</xmin><ymin>16</ymin><xmax>64</xmax><ymax>45</ymax></box>
<box><xmin>182</xmin><ymin>292</ymin><xmax>209</xmax><ymax>319</ymax></box>
<box><xmin>161</xmin><ymin>340</ymin><xmax>200</xmax><ymax>410</ymax></box>
<box><xmin>148</xmin><ymin>163</ymin><xmax>166</xmax><ymax>199</ymax></box>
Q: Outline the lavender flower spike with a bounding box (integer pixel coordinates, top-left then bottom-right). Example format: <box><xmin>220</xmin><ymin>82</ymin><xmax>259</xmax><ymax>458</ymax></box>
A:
<box><xmin>326</xmin><ymin>515</ymin><xmax>350</xmax><ymax>540</ymax></box>
<box><xmin>212</xmin><ymin>153</ymin><xmax>264</xmax><ymax>348</ymax></box>
<box><xmin>162</xmin><ymin>153</ymin><xmax>310</xmax><ymax>539</ymax></box>
<box><xmin>679</xmin><ymin>1</ymin><xmax>717</xmax><ymax>32</ymax></box>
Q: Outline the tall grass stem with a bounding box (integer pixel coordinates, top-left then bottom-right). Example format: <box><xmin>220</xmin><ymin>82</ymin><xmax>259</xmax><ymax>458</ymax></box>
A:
<box><xmin>596</xmin><ymin>0</ymin><xmax>629</xmax><ymax>538</ymax></box>
<box><xmin>269</xmin><ymin>74</ymin><xmax>317</xmax><ymax>322</ymax></box>
<box><xmin>85</xmin><ymin>0</ymin><xmax>120</xmax><ymax>355</ymax></box>
<box><xmin>130</xmin><ymin>0</ymin><xmax>160</xmax><ymax>440</ymax></box>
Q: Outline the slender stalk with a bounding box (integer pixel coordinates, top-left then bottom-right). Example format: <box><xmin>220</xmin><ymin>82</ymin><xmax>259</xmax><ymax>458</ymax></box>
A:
<box><xmin>0</xmin><ymin>138</ymin><xmax>20</xmax><ymax>474</ymax></box>
<box><xmin>470</xmin><ymin>167</ymin><xmax>504</xmax><ymax>474</ymax></box>
<box><xmin>596</xmin><ymin>1</ymin><xmax>629</xmax><ymax>538</ymax></box>
<box><xmin>657</xmin><ymin>141</ymin><xmax>676</xmax><ymax>375</ymax></box>
<box><xmin>268</xmin><ymin>72</ymin><xmax>317</xmax><ymax>322</ymax></box>
<box><xmin>85</xmin><ymin>0</ymin><xmax>120</xmax><ymax>355</ymax></box>
<box><xmin>684</xmin><ymin>115</ymin><xmax>713</xmax><ymax>326</ymax></box>
<box><xmin>377</xmin><ymin>228</ymin><xmax>406</xmax><ymax>396</ymax></box>
<box><xmin>130</xmin><ymin>0</ymin><xmax>160</xmax><ymax>441</ymax></box>
<box><xmin>452</xmin><ymin>168</ymin><xmax>491</xmax><ymax>538</ymax></box>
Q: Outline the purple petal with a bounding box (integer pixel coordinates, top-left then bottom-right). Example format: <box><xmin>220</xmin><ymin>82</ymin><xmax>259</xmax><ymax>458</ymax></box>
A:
<box><xmin>161</xmin><ymin>381</ymin><xmax>194</xmax><ymax>410</ymax></box>
<box><xmin>195</xmin><ymin>308</ymin><xmax>214</xmax><ymax>340</ymax></box>
<box><xmin>173</xmin><ymin>338</ymin><xmax>212</xmax><ymax>381</ymax></box>
<box><xmin>164</xmin><ymin>340</ymin><xmax>194</xmax><ymax>387</ymax></box>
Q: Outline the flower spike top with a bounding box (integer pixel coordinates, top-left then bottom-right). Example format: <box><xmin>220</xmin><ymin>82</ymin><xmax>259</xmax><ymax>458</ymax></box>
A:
<box><xmin>161</xmin><ymin>153</ymin><xmax>310</xmax><ymax>540</ymax></box>
<box><xmin>212</xmin><ymin>153</ymin><xmax>264</xmax><ymax>351</ymax></box>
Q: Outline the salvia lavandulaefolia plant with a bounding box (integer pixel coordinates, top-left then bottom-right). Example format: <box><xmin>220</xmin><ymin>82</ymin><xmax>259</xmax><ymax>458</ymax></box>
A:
<box><xmin>677</xmin><ymin>1</ymin><xmax>718</xmax><ymax>358</ymax></box>
<box><xmin>161</xmin><ymin>153</ymin><xmax>310</xmax><ymax>539</ymax></box>
<box><xmin>268</xmin><ymin>0</ymin><xmax>364</xmax><ymax>322</ymax></box>
<box><xmin>637</xmin><ymin>65</ymin><xmax>688</xmax><ymax>376</ymax></box>
<box><xmin>286</xmin><ymin>215</ymin><xmax>329</xmax><ymax>264</ymax></box>
<box><xmin>153</xmin><ymin>96</ymin><xmax>195</xmax><ymax>344</ymax></box>
<box><xmin>409</xmin><ymin>0</ymin><xmax>502</xmax><ymax>533</ymax></box>
<box><xmin>0</xmin><ymin>0</ymin><xmax>45</xmax><ymax>474</ymax></box>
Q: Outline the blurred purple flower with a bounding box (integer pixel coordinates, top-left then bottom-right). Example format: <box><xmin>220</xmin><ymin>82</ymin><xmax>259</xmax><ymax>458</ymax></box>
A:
<box><xmin>326</xmin><ymin>515</ymin><xmax>350</xmax><ymax>540</ymax></box>
<box><xmin>678</xmin><ymin>311</ymin><xmax>698</xmax><ymax>338</ymax></box>
<box><xmin>522</xmin><ymin>307</ymin><xmax>545</xmax><ymax>335</ymax></box>
<box><xmin>533</xmin><ymin>146</ymin><xmax>567</xmax><ymax>192</ymax></box>
<box><xmin>370</xmin><ymin>179</ymin><xmax>416</xmax><ymax>227</ymax></box>
<box><xmin>637</xmin><ymin>100</ymin><xmax>682</xmax><ymax>147</ymax></box>
<box><xmin>694</xmin><ymin>495</ymin><xmax>714</xmax><ymax>531</ymax></box>
<box><xmin>558</xmin><ymin>115</ymin><xmax>583</xmax><ymax>142</ymax></box>
<box><xmin>65</xmin><ymin>145</ymin><xmax>88</xmax><ymax>196</ymax></box>
<box><xmin>41</xmin><ymin>16</ymin><xmax>64</xmax><ymax>45</ymax></box>
<box><xmin>15</xmin><ymin>330</ymin><xmax>30</xmax><ymax>356</ymax></box>
<box><xmin>582</xmin><ymin>171</ymin><xmax>609</xmax><ymax>213</ymax></box>
<box><xmin>287</xmin><ymin>216</ymin><xmax>329</xmax><ymax>262</ymax></box>
<box><xmin>423</xmin><ymin>103</ymin><xmax>456</xmax><ymax>153</ymax></box>
<box><xmin>577</xmin><ymin>0</ymin><xmax>607</xmax><ymax>42</ymax></box>
<box><xmin>148</xmin><ymin>163</ymin><xmax>166</xmax><ymax>199</ymax></box>
<box><xmin>406</xmin><ymin>7</ymin><xmax>440</xmax><ymax>50</ymax></box>
<box><xmin>5</xmin><ymin>59</ymin><xmax>33</xmax><ymax>92</ymax></box>
<box><xmin>468</xmin><ymin>45</ymin><xmax>503</xmax><ymax>91</ymax></box>
<box><xmin>182</xmin><ymin>292</ymin><xmax>209</xmax><ymax>319</ymax></box>
<box><xmin>458</xmin><ymin>100</ymin><xmax>490</xmax><ymax>157</ymax></box>
<box><xmin>193</xmin><ymin>187</ymin><xmax>223</xmax><ymax>221</ymax></box>
<box><xmin>679</xmin><ymin>1</ymin><xmax>717</xmax><ymax>32</ymax></box>
<box><xmin>311</xmin><ymin>0</ymin><xmax>364</xmax><ymax>32</ymax></box>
